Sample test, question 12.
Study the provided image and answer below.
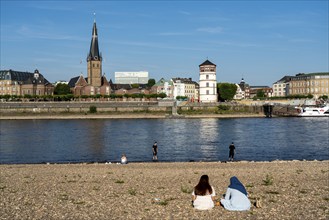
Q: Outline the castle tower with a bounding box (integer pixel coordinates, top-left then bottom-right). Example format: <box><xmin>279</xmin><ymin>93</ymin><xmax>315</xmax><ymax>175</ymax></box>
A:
<box><xmin>199</xmin><ymin>59</ymin><xmax>217</xmax><ymax>102</ymax></box>
<box><xmin>87</xmin><ymin>21</ymin><xmax>102</xmax><ymax>87</ymax></box>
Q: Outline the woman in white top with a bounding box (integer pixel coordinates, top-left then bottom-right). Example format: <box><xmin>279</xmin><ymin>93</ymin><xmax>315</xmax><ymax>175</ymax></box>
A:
<box><xmin>191</xmin><ymin>175</ymin><xmax>216</xmax><ymax>210</ymax></box>
<box><xmin>121</xmin><ymin>154</ymin><xmax>127</xmax><ymax>164</ymax></box>
<box><xmin>220</xmin><ymin>176</ymin><xmax>251</xmax><ymax>211</ymax></box>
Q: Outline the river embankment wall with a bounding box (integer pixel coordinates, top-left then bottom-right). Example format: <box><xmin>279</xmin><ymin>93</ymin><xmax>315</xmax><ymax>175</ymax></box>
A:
<box><xmin>0</xmin><ymin>101</ymin><xmax>265</xmax><ymax>114</ymax></box>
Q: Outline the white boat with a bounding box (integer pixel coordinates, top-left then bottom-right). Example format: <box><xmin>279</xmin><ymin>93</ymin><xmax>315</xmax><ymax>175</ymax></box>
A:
<box><xmin>295</xmin><ymin>103</ymin><xmax>329</xmax><ymax>117</ymax></box>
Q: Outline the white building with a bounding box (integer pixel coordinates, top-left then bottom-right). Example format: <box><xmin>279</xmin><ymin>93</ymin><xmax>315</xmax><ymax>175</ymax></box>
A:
<box><xmin>233</xmin><ymin>83</ymin><xmax>244</xmax><ymax>100</ymax></box>
<box><xmin>114</xmin><ymin>71</ymin><xmax>149</xmax><ymax>84</ymax></box>
<box><xmin>54</xmin><ymin>80</ymin><xmax>69</xmax><ymax>86</ymax></box>
<box><xmin>172</xmin><ymin>78</ymin><xmax>185</xmax><ymax>98</ymax></box>
<box><xmin>152</xmin><ymin>78</ymin><xmax>174</xmax><ymax>98</ymax></box>
<box><xmin>199</xmin><ymin>60</ymin><xmax>217</xmax><ymax>102</ymax></box>
<box><xmin>272</xmin><ymin>76</ymin><xmax>293</xmax><ymax>97</ymax></box>
<box><xmin>171</xmin><ymin>77</ymin><xmax>198</xmax><ymax>101</ymax></box>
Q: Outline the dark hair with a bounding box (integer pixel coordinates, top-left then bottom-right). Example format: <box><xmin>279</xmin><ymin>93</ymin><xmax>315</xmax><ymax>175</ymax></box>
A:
<box><xmin>194</xmin><ymin>175</ymin><xmax>212</xmax><ymax>196</ymax></box>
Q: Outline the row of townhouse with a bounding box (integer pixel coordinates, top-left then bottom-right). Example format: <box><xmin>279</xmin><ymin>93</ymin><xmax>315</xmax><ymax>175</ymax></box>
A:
<box><xmin>272</xmin><ymin>72</ymin><xmax>329</xmax><ymax>99</ymax></box>
<box><xmin>234</xmin><ymin>72</ymin><xmax>329</xmax><ymax>100</ymax></box>
<box><xmin>234</xmin><ymin>78</ymin><xmax>272</xmax><ymax>99</ymax></box>
<box><xmin>0</xmin><ymin>69</ymin><xmax>54</xmax><ymax>96</ymax></box>
<box><xmin>1</xmin><ymin>20</ymin><xmax>218</xmax><ymax>103</ymax></box>
<box><xmin>151</xmin><ymin>77</ymin><xmax>199</xmax><ymax>101</ymax></box>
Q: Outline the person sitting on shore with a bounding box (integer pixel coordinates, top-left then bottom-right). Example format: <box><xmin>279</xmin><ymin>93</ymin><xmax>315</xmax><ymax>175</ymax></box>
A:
<box><xmin>220</xmin><ymin>176</ymin><xmax>251</xmax><ymax>211</ymax></box>
<box><xmin>121</xmin><ymin>154</ymin><xmax>128</xmax><ymax>164</ymax></box>
<box><xmin>191</xmin><ymin>175</ymin><xmax>216</xmax><ymax>210</ymax></box>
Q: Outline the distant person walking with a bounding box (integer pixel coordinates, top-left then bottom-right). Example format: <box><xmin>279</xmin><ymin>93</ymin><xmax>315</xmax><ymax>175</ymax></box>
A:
<box><xmin>152</xmin><ymin>141</ymin><xmax>158</xmax><ymax>161</ymax></box>
<box><xmin>229</xmin><ymin>142</ymin><xmax>236</xmax><ymax>161</ymax></box>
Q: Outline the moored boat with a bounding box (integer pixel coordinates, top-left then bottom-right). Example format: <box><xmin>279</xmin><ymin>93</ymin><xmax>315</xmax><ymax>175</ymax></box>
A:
<box><xmin>295</xmin><ymin>103</ymin><xmax>329</xmax><ymax>117</ymax></box>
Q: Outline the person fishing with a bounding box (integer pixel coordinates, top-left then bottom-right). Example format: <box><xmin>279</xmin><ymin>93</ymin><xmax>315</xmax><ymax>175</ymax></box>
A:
<box><xmin>229</xmin><ymin>142</ymin><xmax>236</xmax><ymax>161</ymax></box>
<box><xmin>152</xmin><ymin>141</ymin><xmax>158</xmax><ymax>161</ymax></box>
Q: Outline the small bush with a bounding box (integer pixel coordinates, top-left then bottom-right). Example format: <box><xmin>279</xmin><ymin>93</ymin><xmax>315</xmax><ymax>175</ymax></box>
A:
<box><xmin>89</xmin><ymin>105</ymin><xmax>97</xmax><ymax>113</ymax></box>
<box><xmin>128</xmin><ymin>188</ymin><xmax>137</xmax><ymax>195</ymax></box>
<box><xmin>263</xmin><ymin>174</ymin><xmax>273</xmax><ymax>186</ymax></box>
<box><xmin>299</xmin><ymin>190</ymin><xmax>307</xmax><ymax>194</ymax></box>
<box><xmin>296</xmin><ymin>169</ymin><xmax>303</xmax><ymax>174</ymax></box>
<box><xmin>218</xmin><ymin>105</ymin><xmax>230</xmax><ymax>111</ymax></box>
<box><xmin>158</xmin><ymin>200</ymin><xmax>168</xmax><ymax>206</ymax></box>
<box><xmin>181</xmin><ymin>185</ymin><xmax>193</xmax><ymax>194</ymax></box>
<box><xmin>115</xmin><ymin>179</ymin><xmax>124</xmax><ymax>184</ymax></box>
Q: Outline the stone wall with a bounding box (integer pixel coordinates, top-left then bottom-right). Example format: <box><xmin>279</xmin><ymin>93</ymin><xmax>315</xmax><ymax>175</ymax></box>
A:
<box><xmin>0</xmin><ymin>101</ymin><xmax>264</xmax><ymax>114</ymax></box>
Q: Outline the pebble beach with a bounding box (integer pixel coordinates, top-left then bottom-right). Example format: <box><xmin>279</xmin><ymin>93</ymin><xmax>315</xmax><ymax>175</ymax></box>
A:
<box><xmin>1</xmin><ymin>160</ymin><xmax>328</xmax><ymax>220</ymax></box>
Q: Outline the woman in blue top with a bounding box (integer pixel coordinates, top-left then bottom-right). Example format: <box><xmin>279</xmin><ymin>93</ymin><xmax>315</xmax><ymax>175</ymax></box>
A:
<box><xmin>220</xmin><ymin>176</ymin><xmax>251</xmax><ymax>211</ymax></box>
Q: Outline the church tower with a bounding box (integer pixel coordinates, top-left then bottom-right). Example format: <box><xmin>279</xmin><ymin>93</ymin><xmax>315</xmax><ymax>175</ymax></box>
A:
<box><xmin>87</xmin><ymin>21</ymin><xmax>102</xmax><ymax>87</ymax></box>
<box><xmin>199</xmin><ymin>59</ymin><xmax>217</xmax><ymax>102</ymax></box>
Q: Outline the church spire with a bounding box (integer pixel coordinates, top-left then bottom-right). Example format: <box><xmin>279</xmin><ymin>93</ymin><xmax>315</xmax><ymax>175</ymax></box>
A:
<box><xmin>87</xmin><ymin>21</ymin><xmax>101</xmax><ymax>61</ymax></box>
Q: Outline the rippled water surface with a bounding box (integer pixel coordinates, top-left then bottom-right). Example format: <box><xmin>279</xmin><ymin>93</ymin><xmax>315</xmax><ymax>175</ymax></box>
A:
<box><xmin>1</xmin><ymin>117</ymin><xmax>328</xmax><ymax>163</ymax></box>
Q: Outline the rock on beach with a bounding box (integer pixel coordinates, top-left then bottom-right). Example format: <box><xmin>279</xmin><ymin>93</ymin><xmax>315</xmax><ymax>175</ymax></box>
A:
<box><xmin>0</xmin><ymin>161</ymin><xmax>328</xmax><ymax>220</ymax></box>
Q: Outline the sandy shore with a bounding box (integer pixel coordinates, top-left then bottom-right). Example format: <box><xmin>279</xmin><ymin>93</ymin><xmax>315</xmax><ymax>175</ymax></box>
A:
<box><xmin>0</xmin><ymin>161</ymin><xmax>328</xmax><ymax>220</ymax></box>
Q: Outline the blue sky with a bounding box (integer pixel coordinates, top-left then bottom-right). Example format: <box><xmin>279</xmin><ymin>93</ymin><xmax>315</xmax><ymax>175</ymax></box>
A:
<box><xmin>1</xmin><ymin>1</ymin><xmax>328</xmax><ymax>86</ymax></box>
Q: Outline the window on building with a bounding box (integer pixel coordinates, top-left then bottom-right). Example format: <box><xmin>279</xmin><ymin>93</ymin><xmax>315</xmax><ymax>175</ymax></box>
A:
<box><xmin>206</xmin><ymin>75</ymin><xmax>209</xmax><ymax>79</ymax></box>
<box><xmin>206</xmin><ymin>90</ymin><xmax>209</xmax><ymax>95</ymax></box>
<box><xmin>206</xmin><ymin>82</ymin><xmax>209</xmax><ymax>87</ymax></box>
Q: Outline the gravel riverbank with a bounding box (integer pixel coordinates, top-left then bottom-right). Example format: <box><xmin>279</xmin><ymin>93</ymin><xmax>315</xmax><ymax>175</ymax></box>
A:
<box><xmin>0</xmin><ymin>161</ymin><xmax>328</xmax><ymax>219</ymax></box>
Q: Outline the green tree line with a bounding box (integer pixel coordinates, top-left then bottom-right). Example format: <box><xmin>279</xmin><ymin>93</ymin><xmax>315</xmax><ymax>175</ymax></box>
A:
<box><xmin>0</xmin><ymin>93</ymin><xmax>167</xmax><ymax>102</ymax></box>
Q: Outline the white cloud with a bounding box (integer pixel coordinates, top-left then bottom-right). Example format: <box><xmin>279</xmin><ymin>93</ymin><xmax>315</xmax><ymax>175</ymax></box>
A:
<box><xmin>17</xmin><ymin>25</ymin><xmax>77</xmax><ymax>40</ymax></box>
<box><xmin>28</xmin><ymin>4</ymin><xmax>74</xmax><ymax>11</ymax></box>
<box><xmin>289</xmin><ymin>38</ymin><xmax>314</xmax><ymax>43</ymax></box>
<box><xmin>178</xmin><ymin>10</ymin><xmax>191</xmax><ymax>15</ymax></box>
<box><xmin>208</xmin><ymin>40</ymin><xmax>263</xmax><ymax>48</ymax></box>
<box><xmin>155</xmin><ymin>32</ymin><xmax>191</xmax><ymax>36</ymax></box>
<box><xmin>111</xmin><ymin>40</ymin><xmax>216</xmax><ymax>52</ymax></box>
<box><xmin>196</xmin><ymin>27</ymin><xmax>223</xmax><ymax>33</ymax></box>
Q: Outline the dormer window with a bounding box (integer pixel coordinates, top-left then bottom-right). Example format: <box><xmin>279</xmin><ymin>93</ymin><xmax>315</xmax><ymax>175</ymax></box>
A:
<box><xmin>95</xmin><ymin>56</ymin><xmax>98</xmax><ymax>60</ymax></box>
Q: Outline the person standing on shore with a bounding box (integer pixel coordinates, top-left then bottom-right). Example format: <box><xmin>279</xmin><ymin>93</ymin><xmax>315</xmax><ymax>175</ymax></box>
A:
<box><xmin>152</xmin><ymin>141</ymin><xmax>158</xmax><ymax>161</ymax></box>
<box><xmin>229</xmin><ymin>142</ymin><xmax>236</xmax><ymax>161</ymax></box>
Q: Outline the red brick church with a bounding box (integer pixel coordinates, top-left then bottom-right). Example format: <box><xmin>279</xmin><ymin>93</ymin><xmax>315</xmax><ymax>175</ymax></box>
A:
<box><xmin>69</xmin><ymin>21</ymin><xmax>110</xmax><ymax>96</ymax></box>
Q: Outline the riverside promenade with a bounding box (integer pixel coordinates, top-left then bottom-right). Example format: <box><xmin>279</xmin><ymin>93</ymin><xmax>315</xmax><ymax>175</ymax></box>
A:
<box><xmin>1</xmin><ymin>161</ymin><xmax>328</xmax><ymax>220</ymax></box>
<box><xmin>0</xmin><ymin>113</ymin><xmax>263</xmax><ymax>120</ymax></box>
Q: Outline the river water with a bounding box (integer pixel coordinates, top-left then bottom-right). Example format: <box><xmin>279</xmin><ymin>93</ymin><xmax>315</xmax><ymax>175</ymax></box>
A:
<box><xmin>0</xmin><ymin>117</ymin><xmax>328</xmax><ymax>164</ymax></box>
